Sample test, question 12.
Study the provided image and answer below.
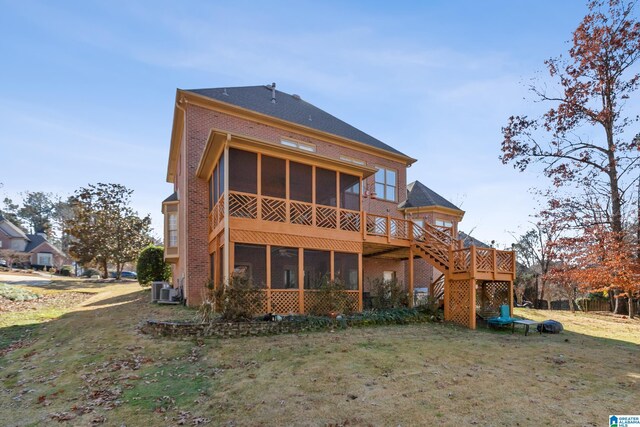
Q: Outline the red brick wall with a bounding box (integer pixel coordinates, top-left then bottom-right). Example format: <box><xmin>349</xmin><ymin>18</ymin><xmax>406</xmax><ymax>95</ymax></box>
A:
<box><xmin>363</xmin><ymin>258</ymin><xmax>406</xmax><ymax>292</ymax></box>
<box><xmin>177</xmin><ymin>103</ymin><xmax>411</xmax><ymax>305</ymax></box>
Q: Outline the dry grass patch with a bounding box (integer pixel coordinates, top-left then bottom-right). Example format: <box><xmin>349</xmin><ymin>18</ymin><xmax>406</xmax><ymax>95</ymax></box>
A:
<box><xmin>0</xmin><ymin>284</ymin><xmax>638</xmax><ymax>426</ymax></box>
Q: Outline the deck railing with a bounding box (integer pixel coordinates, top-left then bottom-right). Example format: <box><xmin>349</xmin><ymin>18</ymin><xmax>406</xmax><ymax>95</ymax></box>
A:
<box><xmin>208</xmin><ymin>191</ymin><xmax>516</xmax><ymax>276</ymax></box>
<box><xmin>221</xmin><ymin>191</ymin><xmax>361</xmax><ymax>233</ymax></box>
<box><xmin>452</xmin><ymin>246</ymin><xmax>515</xmax><ymax>276</ymax></box>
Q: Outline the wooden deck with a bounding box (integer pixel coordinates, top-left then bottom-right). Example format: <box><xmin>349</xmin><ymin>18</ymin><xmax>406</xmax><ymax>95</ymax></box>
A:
<box><xmin>210</xmin><ymin>190</ymin><xmax>516</xmax><ymax>329</ymax></box>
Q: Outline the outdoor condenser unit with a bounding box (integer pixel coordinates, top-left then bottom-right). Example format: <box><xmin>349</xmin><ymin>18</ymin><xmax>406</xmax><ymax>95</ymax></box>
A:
<box><xmin>151</xmin><ymin>282</ymin><xmax>165</xmax><ymax>302</ymax></box>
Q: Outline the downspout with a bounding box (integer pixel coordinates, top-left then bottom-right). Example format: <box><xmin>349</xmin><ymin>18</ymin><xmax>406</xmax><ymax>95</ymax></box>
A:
<box><xmin>223</xmin><ymin>133</ymin><xmax>231</xmax><ymax>285</ymax></box>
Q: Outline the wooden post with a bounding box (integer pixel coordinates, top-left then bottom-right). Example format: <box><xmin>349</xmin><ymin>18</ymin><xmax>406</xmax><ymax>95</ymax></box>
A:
<box><xmin>298</xmin><ymin>247</ymin><xmax>304</xmax><ymax>313</ymax></box>
<box><xmin>257</xmin><ymin>153</ymin><xmax>262</xmax><ymax>221</ymax></box>
<box><xmin>362</xmin><ymin>211</ymin><xmax>367</xmax><ymax>241</ymax></box>
<box><xmin>285</xmin><ymin>159</ymin><xmax>290</xmax><ymax>223</ymax></box>
<box><xmin>223</xmin><ymin>142</ymin><xmax>230</xmax><ymax>284</ymax></box>
<box><xmin>470</xmin><ymin>245</ymin><xmax>477</xmax><ymax>277</ymax></box>
<box><xmin>408</xmin><ymin>245</ymin><xmax>414</xmax><ymax>308</ymax></box>
<box><xmin>469</xmin><ymin>279</ymin><xmax>476</xmax><ymax>329</ymax></box>
<box><xmin>386</xmin><ymin>214</ymin><xmax>391</xmax><ymax>243</ymax></box>
<box><xmin>492</xmin><ymin>249</ymin><xmax>497</xmax><ymax>280</ymax></box>
<box><xmin>311</xmin><ymin>166</ymin><xmax>316</xmax><ymax>227</ymax></box>
<box><xmin>444</xmin><ymin>274</ymin><xmax>450</xmax><ymax>321</ymax></box>
<box><xmin>358</xmin><ymin>252</ymin><xmax>363</xmax><ymax>311</ymax></box>
<box><xmin>266</xmin><ymin>244</ymin><xmax>272</xmax><ymax>313</ymax></box>
<box><xmin>509</xmin><ymin>280</ymin><xmax>514</xmax><ymax>317</ymax></box>
<box><xmin>330</xmin><ymin>250</ymin><xmax>335</xmax><ymax>281</ymax></box>
<box><xmin>336</xmin><ymin>172</ymin><xmax>340</xmax><ymax>229</ymax></box>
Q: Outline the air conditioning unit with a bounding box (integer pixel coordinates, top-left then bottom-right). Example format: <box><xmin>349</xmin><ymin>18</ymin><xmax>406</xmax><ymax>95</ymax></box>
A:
<box><xmin>158</xmin><ymin>285</ymin><xmax>180</xmax><ymax>305</ymax></box>
<box><xmin>151</xmin><ymin>282</ymin><xmax>165</xmax><ymax>302</ymax></box>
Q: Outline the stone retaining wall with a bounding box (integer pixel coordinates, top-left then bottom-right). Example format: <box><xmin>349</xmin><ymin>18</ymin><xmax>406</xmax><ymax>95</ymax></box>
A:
<box><xmin>140</xmin><ymin>319</ymin><xmax>332</xmax><ymax>338</ymax></box>
<box><xmin>141</xmin><ymin>313</ymin><xmax>436</xmax><ymax>339</ymax></box>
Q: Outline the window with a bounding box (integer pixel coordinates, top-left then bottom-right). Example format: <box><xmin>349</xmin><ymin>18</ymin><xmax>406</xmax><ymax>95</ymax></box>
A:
<box><xmin>37</xmin><ymin>253</ymin><xmax>53</xmax><ymax>266</ymax></box>
<box><xmin>334</xmin><ymin>252</ymin><xmax>358</xmax><ymax>290</ymax></box>
<box><xmin>229</xmin><ymin>148</ymin><xmax>257</xmax><ymax>194</ymax></box>
<box><xmin>339</xmin><ymin>173</ymin><xmax>360</xmax><ymax>211</ymax></box>
<box><xmin>374</xmin><ymin>167</ymin><xmax>397</xmax><ymax>202</ymax></box>
<box><xmin>316</xmin><ymin>168</ymin><xmax>336</xmax><ymax>207</ymax></box>
<box><xmin>280</xmin><ymin>138</ymin><xmax>316</xmax><ymax>152</ymax></box>
<box><xmin>304</xmin><ymin>249</ymin><xmax>330</xmax><ymax>289</ymax></box>
<box><xmin>271</xmin><ymin>246</ymin><xmax>298</xmax><ymax>289</ymax></box>
<box><xmin>234</xmin><ymin>244</ymin><xmax>266</xmax><ymax>288</ymax></box>
<box><xmin>261</xmin><ymin>155</ymin><xmax>286</xmax><ymax>198</ymax></box>
<box><xmin>339</xmin><ymin>155</ymin><xmax>365</xmax><ymax>166</ymax></box>
<box><xmin>383</xmin><ymin>270</ymin><xmax>396</xmax><ymax>283</ymax></box>
<box><xmin>289</xmin><ymin>161</ymin><xmax>312</xmax><ymax>202</ymax></box>
<box><xmin>435</xmin><ymin>219</ymin><xmax>453</xmax><ymax>228</ymax></box>
<box><xmin>168</xmin><ymin>213</ymin><xmax>178</xmax><ymax>247</ymax></box>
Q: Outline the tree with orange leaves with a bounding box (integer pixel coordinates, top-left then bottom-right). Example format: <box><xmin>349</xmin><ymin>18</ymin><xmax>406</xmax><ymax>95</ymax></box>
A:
<box><xmin>501</xmin><ymin>0</ymin><xmax>640</xmax><ymax>238</ymax></box>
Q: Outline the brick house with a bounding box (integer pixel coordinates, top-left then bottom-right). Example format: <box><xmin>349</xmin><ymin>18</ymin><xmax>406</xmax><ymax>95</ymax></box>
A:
<box><xmin>162</xmin><ymin>84</ymin><xmax>515</xmax><ymax>329</ymax></box>
<box><xmin>0</xmin><ymin>214</ymin><xmax>67</xmax><ymax>269</ymax></box>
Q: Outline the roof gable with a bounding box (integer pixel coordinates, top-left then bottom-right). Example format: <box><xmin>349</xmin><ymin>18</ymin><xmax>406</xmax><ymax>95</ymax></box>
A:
<box><xmin>25</xmin><ymin>234</ymin><xmax>65</xmax><ymax>256</ymax></box>
<box><xmin>185</xmin><ymin>85</ymin><xmax>409</xmax><ymax>158</ymax></box>
<box><xmin>0</xmin><ymin>216</ymin><xmax>29</xmax><ymax>240</ymax></box>
<box><xmin>399</xmin><ymin>180</ymin><xmax>461</xmax><ymax>211</ymax></box>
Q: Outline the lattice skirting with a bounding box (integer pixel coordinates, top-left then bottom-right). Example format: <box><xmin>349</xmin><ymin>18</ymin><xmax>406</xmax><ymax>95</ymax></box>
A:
<box><xmin>447</xmin><ymin>279</ymin><xmax>472</xmax><ymax>328</ymax></box>
<box><xmin>304</xmin><ymin>291</ymin><xmax>359</xmax><ymax>315</ymax></box>
<box><xmin>476</xmin><ymin>281</ymin><xmax>510</xmax><ymax>317</ymax></box>
<box><xmin>255</xmin><ymin>291</ymin><xmax>359</xmax><ymax>315</ymax></box>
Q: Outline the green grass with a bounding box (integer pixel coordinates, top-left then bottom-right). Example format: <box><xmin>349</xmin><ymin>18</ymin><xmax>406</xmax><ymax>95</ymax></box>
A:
<box><xmin>0</xmin><ymin>282</ymin><xmax>639</xmax><ymax>426</ymax></box>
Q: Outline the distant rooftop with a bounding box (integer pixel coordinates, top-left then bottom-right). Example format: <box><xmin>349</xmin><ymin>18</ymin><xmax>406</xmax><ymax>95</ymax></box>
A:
<box><xmin>399</xmin><ymin>181</ymin><xmax>461</xmax><ymax>211</ymax></box>
<box><xmin>185</xmin><ymin>84</ymin><xmax>409</xmax><ymax>158</ymax></box>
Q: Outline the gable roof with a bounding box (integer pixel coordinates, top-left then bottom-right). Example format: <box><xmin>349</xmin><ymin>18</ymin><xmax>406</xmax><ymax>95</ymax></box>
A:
<box><xmin>162</xmin><ymin>192</ymin><xmax>178</xmax><ymax>203</ymax></box>
<box><xmin>25</xmin><ymin>234</ymin><xmax>65</xmax><ymax>256</ymax></box>
<box><xmin>0</xmin><ymin>215</ymin><xmax>29</xmax><ymax>240</ymax></box>
<box><xmin>185</xmin><ymin>85</ymin><xmax>409</xmax><ymax>158</ymax></box>
<box><xmin>399</xmin><ymin>181</ymin><xmax>461</xmax><ymax>211</ymax></box>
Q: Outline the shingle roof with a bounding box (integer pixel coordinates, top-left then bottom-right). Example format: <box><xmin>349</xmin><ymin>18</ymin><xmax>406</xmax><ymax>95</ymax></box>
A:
<box><xmin>24</xmin><ymin>234</ymin><xmax>46</xmax><ymax>252</ymax></box>
<box><xmin>398</xmin><ymin>181</ymin><xmax>461</xmax><ymax>211</ymax></box>
<box><xmin>0</xmin><ymin>215</ymin><xmax>29</xmax><ymax>240</ymax></box>
<box><xmin>185</xmin><ymin>85</ymin><xmax>409</xmax><ymax>158</ymax></box>
<box><xmin>24</xmin><ymin>234</ymin><xmax>65</xmax><ymax>255</ymax></box>
<box><xmin>162</xmin><ymin>192</ymin><xmax>178</xmax><ymax>203</ymax></box>
<box><xmin>458</xmin><ymin>231</ymin><xmax>491</xmax><ymax>248</ymax></box>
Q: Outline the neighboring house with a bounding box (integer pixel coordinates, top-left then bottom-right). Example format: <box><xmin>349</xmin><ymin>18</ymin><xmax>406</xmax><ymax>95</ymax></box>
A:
<box><xmin>0</xmin><ymin>214</ymin><xmax>67</xmax><ymax>269</ymax></box>
<box><xmin>162</xmin><ymin>84</ymin><xmax>516</xmax><ymax>329</ymax></box>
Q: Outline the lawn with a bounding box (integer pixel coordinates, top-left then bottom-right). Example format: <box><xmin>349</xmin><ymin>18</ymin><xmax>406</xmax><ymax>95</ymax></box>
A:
<box><xmin>0</xmin><ymin>281</ymin><xmax>638</xmax><ymax>426</ymax></box>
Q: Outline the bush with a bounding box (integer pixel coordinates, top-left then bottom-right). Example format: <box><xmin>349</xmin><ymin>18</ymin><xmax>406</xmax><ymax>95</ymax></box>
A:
<box><xmin>0</xmin><ymin>283</ymin><xmax>39</xmax><ymax>301</ymax></box>
<box><xmin>369</xmin><ymin>277</ymin><xmax>408</xmax><ymax>309</ymax></box>
<box><xmin>209</xmin><ymin>275</ymin><xmax>265</xmax><ymax>322</ymax></box>
<box><xmin>60</xmin><ymin>265</ymin><xmax>73</xmax><ymax>276</ymax></box>
<box><xmin>81</xmin><ymin>268</ymin><xmax>101</xmax><ymax>278</ymax></box>
<box><xmin>307</xmin><ymin>278</ymin><xmax>354</xmax><ymax>316</ymax></box>
<box><xmin>136</xmin><ymin>244</ymin><xmax>171</xmax><ymax>286</ymax></box>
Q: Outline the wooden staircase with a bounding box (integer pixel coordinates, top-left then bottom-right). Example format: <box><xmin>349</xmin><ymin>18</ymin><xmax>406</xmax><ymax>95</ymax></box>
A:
<box><xmin>410</xmin><ymin>221</ymin><xmax>456</xmax><ymax>272</ymax></box>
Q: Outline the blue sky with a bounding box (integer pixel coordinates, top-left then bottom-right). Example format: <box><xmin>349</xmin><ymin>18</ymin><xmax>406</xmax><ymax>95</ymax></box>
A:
<box><xmin>0</xmin><ymin>0</ymin><xmax>590</xmax><ymax>246</ymax></box>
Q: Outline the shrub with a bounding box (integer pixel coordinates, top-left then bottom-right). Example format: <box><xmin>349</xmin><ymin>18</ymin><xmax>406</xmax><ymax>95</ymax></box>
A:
<box><xmin>307</xmin><ymin>278</ymin><xmax>354</xmax><ymax>316</ymax></box>
<box><xmin>60</xmin><ymin>265</ymin><xmax>73</xmax><ymax>276</ymax></box>
<box><xmin>369</xmin><ymin>277</ymin><xmax>408</xmax><ymax>309</ymax></box>
<box><xmin>0</xmin><ymin>283</ymin><xmax>39</xmax><ymax>301</ymax></box>
<box><xmin>136</xmin><ymin>244</ymin><xmax>171</xmax><ymax>286</ymax></box>
<box><xmin>81</xmin><ymin>268</ymin><xmax>100</xmax><ymax>278</ymax></box>
<box><xmin>204</xmin><ymin>275</ymin><xmax>265</xmax><ymax>322</ymax></box>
